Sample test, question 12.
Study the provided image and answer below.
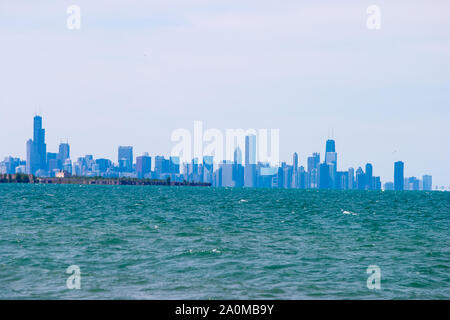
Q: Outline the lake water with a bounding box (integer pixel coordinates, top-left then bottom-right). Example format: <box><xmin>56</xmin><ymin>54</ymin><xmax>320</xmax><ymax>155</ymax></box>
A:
<box><xmin>0</xmin><ymin>184</ymin><xmax>448</xmax><ymax>299</ymax></box>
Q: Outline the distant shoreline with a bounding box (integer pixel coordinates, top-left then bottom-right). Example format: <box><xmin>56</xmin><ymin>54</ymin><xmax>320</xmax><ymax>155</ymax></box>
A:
<box><xmin>0</xmin><ymin>173</ymin><xmax>211</xmax><ymax>187</ymax></box>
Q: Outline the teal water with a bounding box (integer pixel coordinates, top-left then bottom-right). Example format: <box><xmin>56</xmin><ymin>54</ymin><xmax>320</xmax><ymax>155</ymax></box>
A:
<box><xmin>0</xmin><ymin>184</ymin><xmax>449</xmax><ymax>299</ymax></box>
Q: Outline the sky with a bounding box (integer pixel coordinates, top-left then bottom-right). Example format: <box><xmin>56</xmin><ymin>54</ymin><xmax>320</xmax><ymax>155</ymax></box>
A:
<box><xmin>0</xmin><ymin>0</ymin><xmax>449</xmax><ymax>186</ymax></box>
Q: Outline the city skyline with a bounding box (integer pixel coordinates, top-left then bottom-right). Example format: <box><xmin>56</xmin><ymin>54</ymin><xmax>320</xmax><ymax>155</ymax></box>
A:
<box><xmin>0</xmin><ymin>1</ymin><xmax>449</xmax><ymax>187</ymax></box>
<box><xmin>0</xmin><ymin>114</ymin><xmax>439</xmax><ymax>191</ymax></box>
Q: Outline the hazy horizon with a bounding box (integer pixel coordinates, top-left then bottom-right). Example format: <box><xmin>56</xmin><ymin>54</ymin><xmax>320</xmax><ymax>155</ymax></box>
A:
<box><xmin>1</xmin><ymin>0</ymin><xmax>449</xmax><ymax>186</ymax></box>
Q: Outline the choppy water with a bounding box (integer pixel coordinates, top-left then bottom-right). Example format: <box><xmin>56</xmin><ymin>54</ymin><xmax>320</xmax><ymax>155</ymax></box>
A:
<box><xmin>0</xmin><ymin>184</ymin><xmax>449</xmax><ymax>299</ymax></box>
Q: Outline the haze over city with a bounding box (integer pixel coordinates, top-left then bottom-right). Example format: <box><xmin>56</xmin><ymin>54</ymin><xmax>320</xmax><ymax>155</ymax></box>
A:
<box><xmin>0</xmin><ymin>0</ymin><xmax>449</xmax><ymax>186</ymax></box>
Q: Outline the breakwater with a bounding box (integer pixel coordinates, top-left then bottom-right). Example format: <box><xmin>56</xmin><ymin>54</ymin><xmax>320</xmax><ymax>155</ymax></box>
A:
<box><xmin>0</xmin><ymin>174</ymin><xmax>211</xmax><ymax>187</ymax></box>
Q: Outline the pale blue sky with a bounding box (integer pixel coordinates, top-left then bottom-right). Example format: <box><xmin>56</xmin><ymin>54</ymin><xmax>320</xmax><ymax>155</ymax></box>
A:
<box><xmin>0</xmin><ymin>0</ymin><xmax>449</xmax><ymax>186</ymax></box>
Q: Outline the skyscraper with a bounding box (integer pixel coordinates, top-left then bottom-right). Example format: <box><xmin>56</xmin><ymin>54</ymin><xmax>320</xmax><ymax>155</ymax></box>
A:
<box><xmin>319</xmin><ymin>163</ymin><xmax>330</xmax><ymax>189</ymax></box>
<box><xmin>33</xmin><ymin>115</ymin><xmax>47</xmax><ymax>171</ymax></box>
<box><xmin>245</xmin><ymin>135</ymin><xmax>256</xmax><ymax>165</ymax></box>
<box><xmin>324</xmin><ymin>139</ymin><xmax>337</xmax><ymax>188</ymax></box>
<box><xmin>169</xmin><ymin>156</ymin><xmax>180</xmax><ymax>174</ymax></box>
<box><xmin>154</xmin><ymin>155</ymin><xmax>170</xmax><ymax>178</ymax></box>
<box><xmin>356</xmin><ymin>167</ymin><xmax>365</xmax><ymax>190</ymax></box>
<box><xmin>234</xmin><ymin>147</ymin><xmax>243</xmax><ymax>165</ymax></box>
<box><xmin>203</xmin><ymin>156</ymin><xmax>214</xmax><ymax>183</ymax></box>
<box><xmin>26</xmin><ymin>115</ymin><xmax>47</xmax><ymax>175</ymax></box>
<box><xmin>325</xmin><ymin>139</ymin><xmax>335</xmax><ymax>153</ymax></box>
<box><xmin>136</xmin><ymin>153</ymin><xmax>152</xmax><ymax>179</ymax></box>
<box><xmin>233</xmin><ymin>147</ymin><xmax>244</xmax><ymax>187</ymax></box>
<box><xmin>394</xmin><ymin>161</ymin><xmax>404</xmax><ymax>191</ymax></box>
<box><xmin>220</xmin><ymin>161</ymin><xmax>234</xmax><ymax>187</ymax></box>
<box><xmin>348</xmin><ymin>167</ymin><xmax>354</xmax><ymax>189</ymax></box>
<box><xmin>372</xmin><ymin>176</ymin><xmax>381</xmax><ymax>190</ymax></box>
<box><xmin>292</xmin><ymin>152</ymin><xmax>298</xmax><ymax>188</ymax></box>
<box><xmin>26</xmin><ymin>139</ymin><xmax>36</xmax><ymax>174</ymax></box>
<box><xmin>307</xmin><ymin>152</ymin><xmax>320</xmax><ymax>189</ymax></box>
<box><xmin>244</xmin><ymin>135</ymin><xmax>257</xmax><ymax>187</ymax></box>
<box><xmin>118</xmin><ymin>146</ymin><xmax>133</xmax><ymax>172</ymax></box>
<box><xmin>58</xmin><ymin>143</ymin><xmax>70</xmax><ymax>163</ymax></box>
<box><xmin>365</xmin><ymin>163</ymin><xmax>373</xmax><ymax>190</ymax></box>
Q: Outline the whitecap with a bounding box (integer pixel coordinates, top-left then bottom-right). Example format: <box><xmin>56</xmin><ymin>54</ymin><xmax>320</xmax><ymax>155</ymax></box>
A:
<box><xmin>342</xmin><ymin>210</ymin><xmax>358</xmax><ymax>216</ymax></box>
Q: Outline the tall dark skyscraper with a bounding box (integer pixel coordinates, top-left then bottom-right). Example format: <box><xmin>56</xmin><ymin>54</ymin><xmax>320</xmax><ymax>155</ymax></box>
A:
<box><xmin>34</xmin><ymin>115</ymin><xmax>47</xmax><ymax>170</ymax></box>
<box><xmin>325</xmin><ymin>139</ymin><xmax>335</xmax><ymax>153</ymax></box>
<box><xmin>394</xmin><ymin>161</ymin><xmax>404</xmax><ymax>191</ymax></box>
<box><xmin>118</xmin><ymin>146</ymin><xmax>133</xmax><ymax>172</ymax></box>
<box><xmin>26</xmin><ymin>115</ymin><xmax>47</xmax><ymax>175</ymax></box>
<box><xmin>324</xmin><ymin>139</ymin><xmax>337</xmax><ymax>188</ymax></box>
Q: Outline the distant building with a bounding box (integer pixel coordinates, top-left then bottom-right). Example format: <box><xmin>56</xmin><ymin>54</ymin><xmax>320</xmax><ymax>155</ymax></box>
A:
<box><xmin>405</xmin><ymin>177</ymin><xmax>420</xmax><ymax>191</ymax></box>
<box><xmin>118</xmin><ymin>146</ymin><xmax>133</xmax><ymax>172</ymax></box>
<box><xmin>372</xmin><ymin>176</ymin><xmax>381</xmax><ymax>190</ymax></box>
<box><xmin>136</xmin><ymin>153</ymin><xmax>151</xmax><ymax>179</ymax></box>
<box><xmin>384</xmin><ymin>182</ymin><xmax>394</xmax><ymax>190</ymax></box>
<box><xmin>220</xmin><ymin>161</ymin><xmax>234</xmax><ymax>187</ymax></box>
<box><xmin>245</xmin><ymin>134</ymin><xmax>256</xmax><ymax>165</ymax></box>
<box><xmin>169</xmin><ymin>156</ymin><xmax>180</xmax><ymax>174</ymax></box>
<box><xmin>55</xmin><ymin>170</ymin><xmax>71</xmax><ymax>178</ymax></box>
<box><xmin>282</xmin><ymin>165</ymin><xmax>293</xmax><ymax>189</ymax></box>
<box><xmin>0</xmin><ymin>156</ymin><xmax>22</xmax><ymax>174</ymax></box>
<box><xmin>394</xmin><ymin>161</ymin><xmax>404</xmax><ymax>191</ymax></box>
<box><xmin>324</xmin><ymin>139</ymin><xmax>337</xmax><ymax>188</ymax></box>
<box><xmin>292</xmin><ymin>152</ymin><xmax>298</xmax><ymax>188</ymax></box>
<box><xmin>356</xmin><ymin>167</ymin><xmax>365</xmax><ymax>190</ymax></box>
<box><xmin>365</xmin><ymin>163</ymin><xmax>373</xmax><ymax>190</ymax></box>
<box><xmin>233</xmin><ymin>148</ymin><xmax>244</xmax><ymax>187</ymax></box>
<box><xmin>422</xmin><ymin>175</ymin><xmax>432</xmax><ymax>191</ymax></box>
<box><xmin>244</xmin><ymin>135</ymin><xmax>257</xmax><ymax>187</ymax></box>
<box><xmin>319</xmin><ymin>163</ymin><xmax>330</xmax><ymax>189</ymax></box>
<box><xmin>348</xmin><ymin>167</ymin><xmax>354</xmax><ymax>189</ymax></box>
<box><xmin>307</xmin><ymin>153</ymin><xmax>320</xmax><ymax>189</ymax></box>
<box><xmin>58</xmin><ymin>143</ymin><xmax>70</xmax><ymax>163</ymax></box>
<box><xmin>203</xmin><ymin>156</ymin><xmax>214</xmax><ymax>183</ymax></box>
<box><xmin>325</xmin><ymin>139</ymin><xmax>335</xmax><ymax>153</ymax></box>
<box><xmin>298</xmin><ymin>166</ymin><xmax>306</xmax><ymax>189</ymax></box>
<box><xmin>33</xmin><ymin>115</ymin><xmax>47</xmax><ymax>171</ymax></box>
<box><xmin>25</xmin><ymin>115</ymin><xmax>47</xmax><ymax>175</ymax></box>
<box><xmin>95</xmin><ymin>158</ymin><xmax>112</xmax><ymax>174</ymax></box>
